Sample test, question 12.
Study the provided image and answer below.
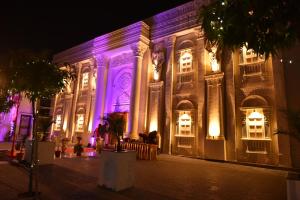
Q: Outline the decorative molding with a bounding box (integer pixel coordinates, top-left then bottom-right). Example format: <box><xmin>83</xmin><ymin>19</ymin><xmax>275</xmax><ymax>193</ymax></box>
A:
<box><xmin>147</xmin><ymin>1</ymin><xmax>204</xmax><ymax>40</ymax></box>
<box><xmin>131</xmin><ymin>42</ymin><xmax>148</xmax><ymax>57</ymax></box>
<box><xmin>95</xmin><ymin>55</ymin><xmax>109</xmax><ymax>67</ymax></box>
<box><xmin>205</xmin><ymin>72</ymin><xmax>224</xmax><ymax>85</ymax></box>
<box><xmin>110</xmin><ymin>53</ymin><xmax>133</xmax><ymax>67</ymax></box>
<box><xmin>165</xmin><ymin>36</ymin><xmax>176</xmax><ymax>48</ymax></box>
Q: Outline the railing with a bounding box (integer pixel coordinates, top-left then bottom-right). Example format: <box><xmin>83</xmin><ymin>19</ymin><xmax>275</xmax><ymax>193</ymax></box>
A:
<box><xmin>239</xmin><ymin>61</ymin><xmax>266</xmax><ymax>79</ymax></box>
<box><xmin>242</xmin><ymin>138</ymin><xmax>271</xmax><ymax>154</ymax></box>
<box><xmin>177</xmin><ymin>71</ymin><xmax>194</xmax><ymax>84</ymax></box>
<box><xmin>120</xmin><ymin>142</ymin><xmax>158</xmax><ymax>160</ymax></box>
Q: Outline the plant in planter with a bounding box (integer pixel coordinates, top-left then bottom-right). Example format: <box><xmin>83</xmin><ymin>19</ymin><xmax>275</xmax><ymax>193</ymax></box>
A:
<box><xmin>73</xmin><ymin>136</ymin><xmax>84</xmax><ymax>156</ymax></box>
<box><xmin>102</xmin><ymin>112</ymin><xmax>126</xmax><ymax>152</ymax></box>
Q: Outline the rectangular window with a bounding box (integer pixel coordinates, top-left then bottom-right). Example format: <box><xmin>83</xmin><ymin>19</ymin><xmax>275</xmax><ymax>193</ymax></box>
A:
<box><xmin>76</xmin><ymin>114</ymin><xmax>84</xmax><ymax>132</ymax></box>
<box><xmin>55</xmin><ymin>115</ymin><xmax>62</xmax><ymax>130</ymax></box>
<box><xmin>82</xmin><ymin>72</ymin><xmax>89</xmax><ymax>89</ymax></box>
<box><xmin>177</xmin><ymin>50</ymin><xmax>193</xmax><ymax>83</ymax></box>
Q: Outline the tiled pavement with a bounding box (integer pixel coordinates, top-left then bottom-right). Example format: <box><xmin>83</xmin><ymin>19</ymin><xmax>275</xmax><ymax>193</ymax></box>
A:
<box><xmin>0</xmin><ymin>152</ymin><xmax>288</xmax><ymax>200</ymax></box>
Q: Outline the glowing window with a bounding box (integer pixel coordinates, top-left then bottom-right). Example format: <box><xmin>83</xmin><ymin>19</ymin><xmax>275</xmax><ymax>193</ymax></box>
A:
<box><xmin>55</xmin><ymin>115</ymin><xmax>62</xmax><ymax>130</ymax></box>
<box><xmin>82</xmin><ymin>72</ymin><xmax>89</xmax><ymax>89</ymax></box>
<box><xmin>240</xmin><ymin>46</ymin><xmax>264</xmax><ymax>64</ymax></box>
<box><xmin>209</xmin><ymin>47</ymin><xmax>220</xmax><ymax>72</ymax></box>
<box><xmin>178</xmin><ymin>112</ymin><xmax>192</xmax><ymax>136</ymax></box>
<box><xmin>76</xmin><ymin>114</ymin><xmax>84</xmax><ymax>132</ymax></box>
<box><xmin>180</xmin><ymin>51</ymin><xmax>193</xmax><ymax>73</ymax></box>
<box><xmin>246</xmin><ymin>109</ymin><xmax>265</xmax><ymax>139</ymax></box>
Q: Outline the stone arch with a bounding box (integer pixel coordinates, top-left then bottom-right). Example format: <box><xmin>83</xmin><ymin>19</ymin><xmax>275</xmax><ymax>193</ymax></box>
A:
<box><xmin>177</xmin><ymin>40</ymin><xmax>194</xmax><ymax>50</ymax></box>
<box><xmin>241</xmin><ymin>95</ymin><xmax>268</xmax><ymax>107</ymax></box>
<box><xmin>176</xmin><ymin>100</ymin><xmax>194</xmax><ymax>110</ymax></box>
<box><xmin>76</xmin><ymin>106</ymin><xmax>86</xmax><ymax>114</ymax></box>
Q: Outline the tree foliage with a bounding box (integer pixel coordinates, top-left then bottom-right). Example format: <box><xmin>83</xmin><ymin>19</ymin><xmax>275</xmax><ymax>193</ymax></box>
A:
<box><xmin>199</xmin><ymin>0</ymin><xmax>300</xmax><ymax>59</ymax></box>
<box><xmin>0</xmin><ymin>50</ymin><xmax>74</xmax><ymax>112</ymax></box>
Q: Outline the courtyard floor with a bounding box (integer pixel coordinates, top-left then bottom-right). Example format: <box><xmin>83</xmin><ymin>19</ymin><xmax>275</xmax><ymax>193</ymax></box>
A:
<box><xmin>0</xmin><ymin>151</ymin><xmax>288</xmax><ymax>200</ymax></box>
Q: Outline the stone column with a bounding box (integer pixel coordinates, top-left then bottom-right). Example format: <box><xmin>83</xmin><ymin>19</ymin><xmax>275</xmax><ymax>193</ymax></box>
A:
<box><xmin>129</xmin><ymin>42</ymin><xmax>148</xmax><ymax>139</ymax></box>
<box><xmin>93</xmin><ymin>55</ymin><xmax>109</xmax><ymax>131</ymax></box>
<box><xmin>164</xmin><ymin>36</ymin><xmax>176</xmax><ymax>154</ymax></box>
<box><xmin>69</xmin><ymin>64</ymin><xmax>82</xmax><ymax>140</ymax></box>
<box><xmin>63</xmin><ymin>94</ymin><xmax>72</xmax><ymax>138</ymax></box>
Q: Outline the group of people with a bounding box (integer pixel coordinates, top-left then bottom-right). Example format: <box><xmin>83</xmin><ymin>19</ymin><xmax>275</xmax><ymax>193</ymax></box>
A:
<box><xmin>93</xmin><ymin>123</ymin><xmax>110</xmax><ymax>153</ymax></box>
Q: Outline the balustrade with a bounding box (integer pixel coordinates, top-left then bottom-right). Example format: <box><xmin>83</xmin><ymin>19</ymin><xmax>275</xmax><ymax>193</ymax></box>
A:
<box><xmin>119</xmin><ymin>142</ymin><xmax>158</xmax><ymax>160</ymax></box>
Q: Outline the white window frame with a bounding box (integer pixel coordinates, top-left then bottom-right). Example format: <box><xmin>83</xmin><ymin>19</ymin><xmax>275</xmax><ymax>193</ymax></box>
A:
<box><xmin>245</xmin><ymin>109</ymin><xmax>266</xmax><ymax>139</ymax></box>
<box><xmin>76</xmin><ymin>114</ymin><xmax>85</xmax><ymax>132</ymax></box>
<box><xmin>81</xmin><ymin>72</ymin><xmax>89</xmax><ymax>90</ymax></box>
<box><xmin>55</xmin><ymin>114</ymin><xmax>62</xmax><ymax>130</ymax></box>
<box><xmin>179</xmin><ymin>50</ymin><xmax>193</xmax><ymax>73</ymax></box>
<box><xmin>176</xmin><ymin>111</ymin><xmax>193</xmax><ymax>137</ymax></box>
<box><xmin>240</xmin><ymin>46</ymin><xmax>264</xmax><ymax>65</ymax></box>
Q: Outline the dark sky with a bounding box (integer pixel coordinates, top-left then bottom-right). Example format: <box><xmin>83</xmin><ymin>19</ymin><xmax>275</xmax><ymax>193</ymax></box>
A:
<box><xmin>0</xmin><ymin>0</ymin><xmax>191</xmax><ymax>56</ymax></box>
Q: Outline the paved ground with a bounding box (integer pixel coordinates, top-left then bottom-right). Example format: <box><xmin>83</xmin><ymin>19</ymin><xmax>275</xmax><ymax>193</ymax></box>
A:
<box><xmin>0</xmin><ymin>153</ymin><xmax>288</xmax><ymax>200</ymax></box>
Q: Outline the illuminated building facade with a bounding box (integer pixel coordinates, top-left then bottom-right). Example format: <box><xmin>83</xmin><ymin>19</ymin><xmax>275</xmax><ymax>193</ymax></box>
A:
<box><xmin>52</xmin><ymin>0</ymin><xmax>300</xmax><ymax>168</ymax></box>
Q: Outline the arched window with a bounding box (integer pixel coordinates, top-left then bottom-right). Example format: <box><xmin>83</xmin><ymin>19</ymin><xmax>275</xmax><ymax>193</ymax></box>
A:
<box><xmin>178</xmin><ymin>111</ymin><xmax>192</xmax><ymax>136</ymax></box>
<box><xmin>241</xmin><ymin>96</ymin><xmax>270</xmax><ymax>140</ymax></box>
<box><xmin>75</xmin><ymin>107</ymin><xmax>85</xmax><ymax>132</ymax></box>
<box><xmin>246</xmin><ymin>109</ymin><xmax>265</xmax><ymax>139</ymax></box>
<box><xmin>55</xmin><ymin>115</ymin><xmax>62</xmax><ymax>130</ymax></box>
<box><xmin>76</xmin><ymin>114</ymin><xmax>85</xmax><ymax>132</ymax></box>
<box><xmin>175</xmin><ymin>100</ymin><xmax>195</xmax><ymax>137</ymax></box>
<box><xmin>81</xmin><ymin>72</ymin><xmax>89</xmax><ymax>90</ymax></box>
<box><xmin>180</xmin><ymin>51</ymin><xmax>193</xmax><ymax>73</ymax></box>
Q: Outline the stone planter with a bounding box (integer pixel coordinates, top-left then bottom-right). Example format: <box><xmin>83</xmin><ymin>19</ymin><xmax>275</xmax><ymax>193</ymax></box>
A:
<box><xmin>98</xmin><ymin>150</ymin><xmax>136</xmax><ymax>191</ymax></box>
<box><xmin>287</xmin><ymin>172</ymin><xmax>300</xmax><ymax>200</ymax></box>
<box><xmin>25</xmin><ymin>140</ymin><xmax>55</xmax><ymax>165</ymax></box>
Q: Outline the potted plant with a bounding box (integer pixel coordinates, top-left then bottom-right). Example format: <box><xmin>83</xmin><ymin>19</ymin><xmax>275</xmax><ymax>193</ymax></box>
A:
<box><xmin>73</xmin><ymin>136</ymin><xmax>84</xmax><ymax>156</ymax></box>
<box><xmin>103</xmin><ymin>112</ymin><xmax>126</xmax><ymax>152</ymax></box>
<box><xmin>98</xmin><ymin>112</ymin><xmax>136</xmax><ymax>191</ymax></box>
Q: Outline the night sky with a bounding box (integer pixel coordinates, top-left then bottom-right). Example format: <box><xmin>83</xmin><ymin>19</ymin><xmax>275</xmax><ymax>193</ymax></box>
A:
<box><xmin>0</xmin><ymin>0</ymin><xmax>191</xmax><ymax>57</ymax></box>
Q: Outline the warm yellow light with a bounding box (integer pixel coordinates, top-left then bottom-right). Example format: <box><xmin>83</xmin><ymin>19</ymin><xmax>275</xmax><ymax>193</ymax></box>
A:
<box><xmin>153</xmin><ymin>70</ymin><xmax>159</xmax><ymax>81</ymax></box>
<box><xmin>209</xmin><ymin>120</ymin><xmax>220</xmax><ymax>137</ymax></box>
<box><xmin>76</xmin><ymin>114</ymin><xmax>84</xmax><ymax>132</ymax></box>
<box><xmin>149</xmin><ymin>120</ymin><xmax>157</xmax><ymax>132</ymax></box>
<box><xmin>63</xmin><ymin>120</ymin><xmax>67</xmax><ymax>132</ymax></box>
<box><xmin>55</xmin><ymin>115</ymin><xmax>62</xmax><ymax>130</ymax></box>
<box><xmin>209</xmin><ymin>47</ymin><xmax>220</xmax><ymax>72</ymax></box>
<box><xmin>248</xmin><ymin>111</ymin><xmax>263</xmax><ymax>119</ymax></box>
<box><xmin>211</xmin><ymin>59</ymin><xmax>220</xmax><ymax>72</ymax></box>
<box><xmin>88</xmin><ymin>121</ymin><xmax>93</xmax><ymax>133</ymax></box>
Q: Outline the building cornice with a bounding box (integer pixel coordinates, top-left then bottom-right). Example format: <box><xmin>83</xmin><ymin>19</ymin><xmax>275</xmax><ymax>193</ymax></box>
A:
<box><xmin>54</xmin><ymin>21</ymin><xmax>150</xmax><ymax>65</ymax></box>
<box><xmin>146</xmin><ymin>0</ymin><xmax>207</xmax><ymax>40</ymax></box>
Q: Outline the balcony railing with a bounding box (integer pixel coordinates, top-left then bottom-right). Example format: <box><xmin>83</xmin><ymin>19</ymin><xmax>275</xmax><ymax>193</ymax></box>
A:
<box><xmin>177</xmin><ymin>71</ymin><xmax>194</xmax><ymax>84</ymax></box>
<box><xmin>239</xmin><ymin>61</ymin><xmax>266</xmax><ymax>80</ymax></box>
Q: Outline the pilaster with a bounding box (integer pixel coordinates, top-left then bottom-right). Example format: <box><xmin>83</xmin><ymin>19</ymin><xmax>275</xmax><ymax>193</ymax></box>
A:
<box><xmin>92</xmin><ymin>55</ymin><xmax>109</xmax><ymax>132</ymax></box>
<box><xmin>164</xmin><ymin>36</ymin><xmax>176</xmax><ymax>154</ymax></box>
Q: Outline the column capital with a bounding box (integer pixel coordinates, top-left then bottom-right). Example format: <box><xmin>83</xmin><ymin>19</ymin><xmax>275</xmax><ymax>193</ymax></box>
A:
<box><xmin>94</xmin><ymin>55</ymin><xmax>109</xmax><ymax>67</ymax></box>
<box><xmin>131</xmin><ymin>42</ymin><xmax>148</xmax><ymax>57</ymax></box>
<box><xmin>165</xmin><ymin>36</ymin><xmax>176</xmax><ymax>48</ymax></box>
